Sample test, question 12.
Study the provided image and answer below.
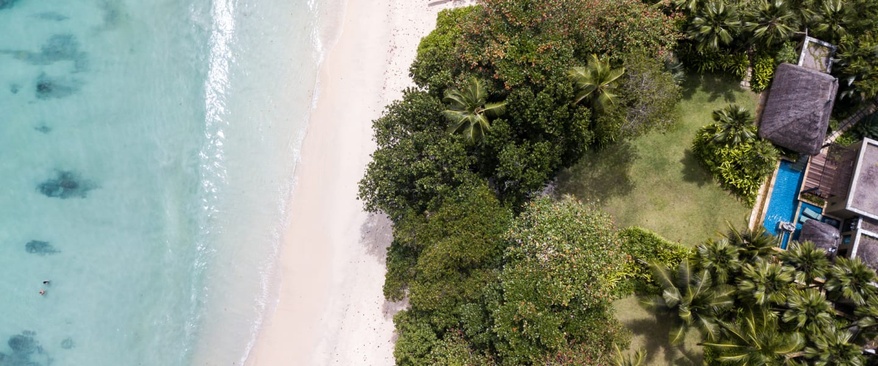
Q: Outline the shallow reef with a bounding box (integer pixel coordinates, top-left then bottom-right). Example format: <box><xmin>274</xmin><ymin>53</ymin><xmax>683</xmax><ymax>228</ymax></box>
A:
<box><xmin>25</xmin><ymin>240</ymin><xmax>58</xmax><ymax>255</ymax></box>
<box><xmin>33</xmin><ymin>12</ymin><xmax>68</xmax><ymax>21</ymax></box>
<box><xmin>37</xmin><ymin>170</ymin><xmax>95</xmax><ymax>198</ymax></box>
<box><xmin>35</xmin><ymin>74</ymin><xmax>80</xmax><ymax>100</ymax></box>
<box><xmin>0</xmin><ymin>331</ymin><xmax>50</xmax><ymax>366</ymax></box>
<box><xmin>8</xmin><ymin>34</ymin><xmax>88</xmax><ymax>72</ymax></box>
<box><xmin>0</xmin><ymin>0</ymin><xmax>18</xmax><ymax>10</ymax></box>
<box><xmin>39</xmin><ymin>34</ymin><xmax>80</xmax><ymax>63</ymax></box>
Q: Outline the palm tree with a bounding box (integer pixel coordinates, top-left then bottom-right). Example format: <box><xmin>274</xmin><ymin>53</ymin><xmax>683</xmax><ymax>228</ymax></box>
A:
<box><xmin>568</xmin><ymin>54</ymin><xmax>625</xmax><ymax>111</ymax></box>
<box><xmin>854</xmin><ymin>294</ymin><xmax>878</xmax><ymax>340</ymax></box>
<box><xmin>744</xmin><ymin>0</ymin><xmax>801</xmax><ymax>48</ymax></box>
<box><xmin>703</xmin><ymin>105</ymin><xmax>757</xmax><ymax>146</ymax></box>
<box><xmin>645</xmin><ymin>260</ymin><xmax>735</xmax><ymax>343</ymax></box>
<box><xmin>695</xmin><ymin>239</ymin><xmax>742</xmax><ymax>285</ymax></box>
<box><xmin>725</xmin><ymin>224</ymin><xmax>776</xmax><ymax>261</ymax></box>
<box><xmin>738</xmin><ymin>258</ymin><xmax>795</xmax><ymax>306</ymax></box>
<box><xmin>612</xmin><ymin>345</ymin><xmax>646</xmax><ymax>366</ymax></box>
<box><xmin>442</xmin><ymin>77</ymin><xmax>506</xmax><ymax>142</ymax></box>
<box><xmin>779</xmin><ymin>241</ymin><xmax>831</xmax><ymax>285</ymax></box>
<box><xmin>825</xmin><ymin>257</ymin><xmax>878</xmax><ymax>306</ymax></box>
<box><xmin>788</xmin><ymin>0</ymin><xmax>818</xmax><ymax>26</ymax></box>
<box><xmin>803</xmin><ymin>326</ymin><xmax>865</xmax><ymax>366</ymax></box>
<box><xmin>782</xmin><ymin>288</ymin><xmax>835</xmax><ymax>334</ymax></box>
<box><xmin>702</xmin><ymin>309</ymin><xmax>805</xmax><ymax>365</ymax></box>
<box><xmin>811</xmin><ymin>0</ymin><xmax>851</xmax><ymax>44</ymax></box>
<box><xmin>674</xmin><ymin>0</ymin><xmax>709</xmax><ymax>12</ymax></box>
<box><xmin>688</xmin><ymin>0</ymin><xmax>741</xmax><ymax>52</ymax></box>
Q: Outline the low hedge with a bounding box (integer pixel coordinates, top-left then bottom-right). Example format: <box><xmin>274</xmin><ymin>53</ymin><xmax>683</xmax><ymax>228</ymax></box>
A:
<box><xmin>617</xmin><ymin>227</ymin><xmax>692</xmax><ymax>295</ymax></box>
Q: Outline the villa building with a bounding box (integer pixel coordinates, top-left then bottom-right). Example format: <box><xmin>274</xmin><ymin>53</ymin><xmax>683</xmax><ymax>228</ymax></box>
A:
<box><xmin>753</xmin><ymin>37</ymin><xmax>878</xmax><ymax>268</ymax></box>
<box><xmin>758</xmin><ymin>62</ymin><xmax>838</xmax><ymax>156</ymax></box>
<box><xmin>824</xmin><ymin>138</ymin><xmax>878</xmax><ymax>264</ymax></box>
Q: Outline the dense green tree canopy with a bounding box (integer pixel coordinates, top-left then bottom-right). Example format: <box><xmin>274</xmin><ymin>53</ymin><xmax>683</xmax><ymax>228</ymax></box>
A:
<box><xmin>491</xmin><ymin>197</ymin><xmax>627</xmax><ymax>365</ymax></box>
<box><xmin>358</xmin><ymin>89</ymin><xmax>475</xmax><ymax>220</ymax></box>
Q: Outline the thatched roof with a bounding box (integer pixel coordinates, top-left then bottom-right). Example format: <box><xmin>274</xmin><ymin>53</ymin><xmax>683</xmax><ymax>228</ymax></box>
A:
<box><xmin>759</xmin><ymin>63</ymin><xmax>838</xmax><ymax>155</ymax></box>
<box><xmin>799</xmin><ymin>220</ymin><xmax>840</xmax><ymax>252</ymax></box>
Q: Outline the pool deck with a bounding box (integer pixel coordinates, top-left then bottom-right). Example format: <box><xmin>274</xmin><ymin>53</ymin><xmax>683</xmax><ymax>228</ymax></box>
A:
<box><xmin>801</xmin><ymin>146</ymin><xmax>841</xmax><ymax>199</ymax></box>
<box><xmin>749</xmin><ymin>160</ymin><xmax>781</xmax><ymax>232</ymax></box>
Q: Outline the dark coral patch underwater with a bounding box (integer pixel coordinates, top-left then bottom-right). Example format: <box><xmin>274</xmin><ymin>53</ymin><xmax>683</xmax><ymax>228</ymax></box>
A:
<box><xmin>0</xmin><ymin>0</ymin><xmax>19</xmax><ymax>10</ymax></box>
<box><xmin>38</xmin><ymin>170</ymin><xmax>96</xmax><ymax>198</ymax></box>
<box><xmin>33</xmin><ymin>12</ymin><xmax>69</xmax><ymax>21</ymax></box>
<box><xmin>5</xmin><ymin>34</ymin><xmax>89</xmax><ymax>72</ymax></box>
<box><xmin>35</xmin><ymin>74</ymin><xmax>81</xmax><ymax>100</ymax></box>
<box><xmin>0</xmin><ymin>331</ymin><xmax>51</xmax><ymax>366</ymax></box>
<box><xmin>25</xmin><ymin>240</ymin><xmax>58</xmax><ymax>255</ymax></box>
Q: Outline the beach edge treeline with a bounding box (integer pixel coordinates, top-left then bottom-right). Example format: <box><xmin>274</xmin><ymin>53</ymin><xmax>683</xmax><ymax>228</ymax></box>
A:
<box><xmin>358</xmin><ymin>0</ymin><xmax>682</xmax><ymax>364</ymax></box>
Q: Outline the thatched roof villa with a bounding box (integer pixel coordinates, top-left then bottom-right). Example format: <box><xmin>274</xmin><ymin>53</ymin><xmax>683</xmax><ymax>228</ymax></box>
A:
<box><xmin>759</xmin><ymin>63</ymin><xmax>838</xmax><ymax>156</ymax></box>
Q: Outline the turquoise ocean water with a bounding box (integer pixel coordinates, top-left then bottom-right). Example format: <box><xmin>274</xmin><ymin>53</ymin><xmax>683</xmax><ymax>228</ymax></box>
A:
<box><xmin>0</xmin><ymin>0</ymin><xmax>328</xmax><ymax>364</ymax></box>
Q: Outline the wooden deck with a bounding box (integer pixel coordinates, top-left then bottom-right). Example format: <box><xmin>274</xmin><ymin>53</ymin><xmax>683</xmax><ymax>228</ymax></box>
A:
<box><xmin>803</xmin><ymin>144</ymin><xmax>857</xmax><ymax>199</ymax></box>
<box><xmin>802</xmin><ymin>149</ymin><xmax>838</xmax><ymax>198</ymax></box>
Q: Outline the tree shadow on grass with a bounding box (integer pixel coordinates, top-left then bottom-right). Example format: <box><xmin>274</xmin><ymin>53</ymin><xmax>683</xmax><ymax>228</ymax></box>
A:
<box><xmin>621</xmin><ymin>299</ymin><xmax>703</xmax><ymax>366</ymax></box>
<box><xmin>555</xmin><ymin>142</ymin><xmax>637</xmax><ymax>202</ymax></box>
<box><xmin>680</xmin><ymin>149</ymin><xmax>715</xmax><ymax>187</ymax></box>
<box><xmin>681</xmin><ymin>73</ymin><xmax>744</xmax><ymax>104</ymax></box>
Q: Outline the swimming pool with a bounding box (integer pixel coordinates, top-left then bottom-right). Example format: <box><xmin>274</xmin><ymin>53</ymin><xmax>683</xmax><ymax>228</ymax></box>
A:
<box><xmin>762</xmin><ymin>160</ymin><xmax>805</xmax><ymax>248</ymax></box>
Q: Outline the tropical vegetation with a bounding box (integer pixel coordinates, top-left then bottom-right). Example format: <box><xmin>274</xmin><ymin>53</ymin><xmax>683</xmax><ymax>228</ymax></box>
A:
<box><xmin>649</xmin><ymin>229</ymin><xmax>878</xmax><ymax>365</ymax></box>
<box><xmin>692</xmin><ymin>104</ymin><xmax>777</xmax><ymax>203</ymax></box>
<box><xmin>671</xmin><ymin>0</ymin><xmax>878</xmax><ymax>101</ymax></box>
<box><xmin>356</xmin><ymin>0</ymin><xmax>878</xmax><ymax>364</ymax></box>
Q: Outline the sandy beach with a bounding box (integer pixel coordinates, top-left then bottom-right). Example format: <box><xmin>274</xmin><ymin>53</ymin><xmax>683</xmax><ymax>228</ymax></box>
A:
<box><xmin>245</xmin><ymin>0</ymin><xmax>469</xmax><ymax>364</ymax></box>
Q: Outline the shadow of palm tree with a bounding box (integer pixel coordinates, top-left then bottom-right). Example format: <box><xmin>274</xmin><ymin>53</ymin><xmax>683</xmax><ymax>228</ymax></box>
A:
<box><xmin>555</xmin><ymin>142</ymin><xmax>637</xmax><ymax>202</ymax></box>
<box><xmin>682</xmin><ymin>73</ymin><xmax>744</xmax><ymax>104</ymax></box>
<box><xmin>617</xmin><ymin>297</ymin><xmax>703</xmax><ymax>366</ymax></box>
<box><xmin>680</xmin><ymin>149</ymin><xmax>715</xmax><ymax>186</ymax></box>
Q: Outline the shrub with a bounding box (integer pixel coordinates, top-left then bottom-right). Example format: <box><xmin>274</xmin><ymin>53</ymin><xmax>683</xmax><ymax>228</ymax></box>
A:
<box><xmin>852</xmin><ymin>112</ymin><xmax>878</xmax><ymax>140</ymax></box>
<box><xmin>721</xmin><ymin>52</ymin><xmax>750</xmax><ymax>80</ymax></box>
<box><xmin>692</xmin><ymin>121</ymin><xmax>779</xmax><ymax>204</ymax></box>
<box><xmin>775</xmin><ymin>41</ymin><xmax>798</xmax><ymax>65</ymax></box>
<box><xmin>800</xmin><ymin>192</ymin><xmax>826</xmax><ymax>207</ymax></box>
<box><xmin>750</xmin><ymin>53</ymin><xmax>776</xmax><ymax>92</ymax></box>
<box><xmin>618</xmin><ymin>227</ymin><xmax>693</xmax><ymax>295</ymax></box>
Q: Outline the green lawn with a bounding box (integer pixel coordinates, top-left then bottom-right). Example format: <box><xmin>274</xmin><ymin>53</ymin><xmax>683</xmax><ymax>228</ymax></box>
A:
<box><xmin>557</xmin><ymin>73</ymin><xmax>757</xmax><ymax>246</ymax></box>
<box><xmin>556</xmin><ymin>73</ymin><xmax>759</xmax><ymax>365</ymax></box>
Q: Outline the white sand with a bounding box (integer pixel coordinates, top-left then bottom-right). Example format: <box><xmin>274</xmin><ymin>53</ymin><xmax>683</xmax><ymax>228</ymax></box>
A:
<box><xmin>245</xmin><ymin>0</ymin><xmax>471</xmax><ymax>365</ymax></box>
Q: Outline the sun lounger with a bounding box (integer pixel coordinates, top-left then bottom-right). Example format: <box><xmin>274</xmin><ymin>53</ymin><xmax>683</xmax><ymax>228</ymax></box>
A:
<box><xmin>803</xmin><ymin>207</ymin><xmax>822</xmax><ymax>221</ymax></box>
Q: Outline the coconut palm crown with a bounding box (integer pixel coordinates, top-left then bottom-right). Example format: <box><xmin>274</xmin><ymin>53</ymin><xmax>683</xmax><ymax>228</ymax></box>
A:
<box><xmin>689</xmin><ymin>0</ymin><xmax>741</xmax><ymax>52</ymax></box>
<box><xmin>745</xmin><ymin>0</ymin><xmax>801</xmax><ymax>48</ymax></box>
<box><xmin>704</xmin><ymin>104</ymin><xmax>757</xmax><ymax>146</ymax></box>
<box><xmin>568</xmin><ymin>54</ymin><xmax>626</xmax><ymax>111</ymax></box>
<box><xmin>442</xmin><ymin>77</ymin><xmax>506</xmax><ymax>142</ymax></box>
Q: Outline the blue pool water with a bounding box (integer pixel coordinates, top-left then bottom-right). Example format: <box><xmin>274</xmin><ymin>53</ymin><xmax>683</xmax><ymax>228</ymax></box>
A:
<box><xmin>763</xmin><ymin>160</ymin><xmax>805</xmax><ymax>247</ymax></box>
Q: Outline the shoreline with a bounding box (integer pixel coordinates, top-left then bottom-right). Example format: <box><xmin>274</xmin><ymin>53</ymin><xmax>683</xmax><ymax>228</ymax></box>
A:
<box><xmin>245</xmin><ymin>0</ymin><xmax>471</xmax><ymax>364</ymax></box>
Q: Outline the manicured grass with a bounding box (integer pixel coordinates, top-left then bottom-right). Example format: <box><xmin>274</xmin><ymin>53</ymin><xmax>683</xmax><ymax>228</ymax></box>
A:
<box><xmin>557</xmin><ymin>73</ymin><xmax>759</xmax><ymax>365</ymax></box>
<box><xmin>557</xmin><ymin>73</ymin><xmax>757</xmax><ymax>246</ymax></box>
